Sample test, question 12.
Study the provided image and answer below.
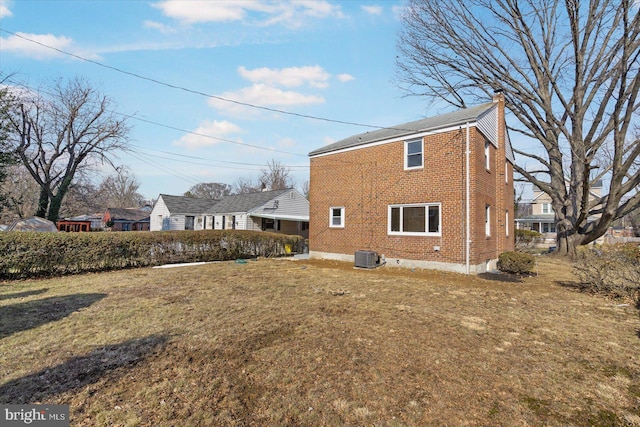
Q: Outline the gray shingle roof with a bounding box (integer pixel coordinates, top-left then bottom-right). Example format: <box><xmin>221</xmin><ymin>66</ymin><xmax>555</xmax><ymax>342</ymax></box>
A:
<box><xmin>159</xmin><ymin>194</ymin><xmax>217</xmax><ymax>214</ymax></box>
<box><xmin>105</xmin><ymin>208</ymin><xmax>151</xmax><ymax>222</ymax></box>
<box><xmin>309</xmin><ymin>102</ymin><xmax>495</xmax><ymax>157</ymax></box>
<box><xmin>209</xmin><ymin>189</ymin><xmax>289</xmax><ymax>214</ymax></box>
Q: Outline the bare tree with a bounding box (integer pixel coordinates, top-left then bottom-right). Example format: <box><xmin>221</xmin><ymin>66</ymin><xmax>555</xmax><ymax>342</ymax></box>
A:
<box><xmin>184</xmin><ymin>182</ymin><xmax>232</xmax><ymax>200</ymax></box>
<box><xmin>300</xmin><ymin>180</ymin><xmax>310</xmax><ymax>200</ymax></box>
<box><xmin>0</xmin><ymin>74</ymin><xmax>18</xmax><ymax>214</ymax></box>
<box><xmin>231</xmin><ymin>176</ymin><xmax>261</xmax><ymax>195</ymax></box>
<box><xmin>99</xmin><ymin>168</ymin><xmax>144</xmax><ymax>208</ymax></box>
<box><xmin>397</xmin><ymin>0</ymin><xmax>640</xmax><ymax>256</ymax></box>
<box><xmin>0</xmin><ymin>164</ymin><xmax>39</xmax><ymax>223</ymax></box>
<box><xmin>59</xmin><ymin>177</ymin><xmax>102</xmax><ymax>218</ymax></box>
<box><xmin>5</xmin><ymin>77</ymin><xmax>130</xmax><ymax>221</ymax></box>
<box><xmin>260</xmin><ymin>159</ymin><xmax>293</xmax><ymax>191</ymax></box>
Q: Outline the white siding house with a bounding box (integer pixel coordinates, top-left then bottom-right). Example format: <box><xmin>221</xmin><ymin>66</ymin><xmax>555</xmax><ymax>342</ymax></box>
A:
<box><xmin>150</xmin><ymin>189</ymin><xmax>309</xmax><ymax>238</ymax></box>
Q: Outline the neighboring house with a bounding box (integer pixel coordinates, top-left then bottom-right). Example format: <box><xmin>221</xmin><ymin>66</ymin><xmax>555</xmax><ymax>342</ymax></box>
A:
<box><xmin>308</xmin><ymin>93</ymin><xmax>515</xmax><ymax>274</ymax></box>
<box><xmin>103</xmin><ymin>208</ymin><xmax>150</xmax><ymax>231</ymax></box>
<box><xmin>57</xmin><ymin>213</ymin><xmax>104</xmax><ymax>232</ymax></box>
<box><xmin>516</xmin><ymin>180</ymin><xmax>603</xmax><ymax>245</ymax></box>
<box><xmin>57</xmin><ymin>219</ymin><xmax>92</xmax><ymax>232</ymax></box>
<box><xmin>150</xmin><ymin>188</ymin><xmax>310</xmax><ymax>238</ymax></box>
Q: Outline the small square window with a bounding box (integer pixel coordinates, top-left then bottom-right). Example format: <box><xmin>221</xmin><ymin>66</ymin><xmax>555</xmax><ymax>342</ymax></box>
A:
<box><xmin>330</xmin><ymin>207</ymin><xmax>345</xmax><ymax>228</ymax></box>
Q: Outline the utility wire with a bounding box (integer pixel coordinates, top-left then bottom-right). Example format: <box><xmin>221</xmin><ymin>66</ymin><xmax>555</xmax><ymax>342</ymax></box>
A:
<box><xmin>5</xmin><ymin>78</ymin><xmax>310</xmax><ymax>160</ymax></box>
<box><xmin>0</xmin><ymin>28</ymin><xmax>416</xmax><ymax>133</ymax></box>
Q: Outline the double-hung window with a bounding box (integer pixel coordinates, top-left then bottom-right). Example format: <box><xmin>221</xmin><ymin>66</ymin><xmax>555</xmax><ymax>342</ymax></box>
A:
<box><xmin>541</xmin><ymin>203</ymin><xmax>552</xmax><ymax>214</ymax></box>
<box><xmin>405</xmin><ymin>138</ymin><xmax>423</xmax><ymax>169</ymax></box>
<box><xmin>330</xmin><ymin>207</ymin><xmax>345</xmax><ymax>228</ymax></box>
<box><xmin>388</xmin><ymin>203</ymin><xmax>440</xmax><ymax>236</ymax></box>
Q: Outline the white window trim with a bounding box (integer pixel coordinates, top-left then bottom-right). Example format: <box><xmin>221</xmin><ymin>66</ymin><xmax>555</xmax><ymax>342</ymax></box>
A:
<box><xmin>404</xmin><ymin>138</ymin><xmax>423</xmax><ymax>170</ymax></box>
<box><xmin>505</xmin><ymin>210</ymin><xmax>509</xmax><ymax>237</ymax></box>
<box><xmin>542</xmin><ymin>203</ymin><xmax>552</xmax><ymax>214</ymax></box>
<box><xmin>329</xmin><ymin>206</ymin><xmax>345</xmax><ymax>228</ymax></box>
<box><xmin>485</xmin><ymin>142</ymin><xmax>491</xmax><ymax>170</ymax></box>
<box><xmin>388</xmin><ymin>203</ymin><xmax>441</xmax><ymax>236</ymax></box>
<box><xmin>485</xmin><ymin>205</ymin><xmax>491</xmax><ymax>237</ymax></box>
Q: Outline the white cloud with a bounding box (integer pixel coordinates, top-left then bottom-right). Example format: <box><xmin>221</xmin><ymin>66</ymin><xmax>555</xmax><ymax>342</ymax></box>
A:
<box><xmin>152</xmin><ymin>0</ymin><xmax>343</xmax><ymax>27</ymax></box>
<box><xmin>152</xmin><ymin>0</ymin><xmax>268</xmax><ymax>24</ymax></box>
<box><xmin>238</xmin><ymin>65</ymin><xmax>330</xmax><ymax>88</ymax></box>
<box><xmin>208</xmin><ymin>83</ymin><xmax>324</xmax><ymax>115</ymax></box>
<box><xmin>361</xmin><ymin>5</ymin><xmax>382</xmax><ymax>15</ymax></box>
<box><xmin>0</xmin><ymin>32</ymin><xmax>78</xmax><ymax>60</ymax></box>
<box><xmin>173</xmin><ymin>120</ymin><xmax>242</xmax><ymax>149</ymax></box>
<box><xmin>337</xmin><ymin>73</ymin><xmax>355</xmax><ymax>83</ymax></box>
<box><xmin>143</xmin><ymin>20</ymin><xmax>177</xmax><ymax>34</ymax></box>
<box><xmin>0</xmin><ymin>0</ymin><xmax>12</xmax><ymax>18</ymax></box>
<box><xmin>297</xmin><ymin>0</ymin><xmax>344</xmax><ymax>18</ymax></box>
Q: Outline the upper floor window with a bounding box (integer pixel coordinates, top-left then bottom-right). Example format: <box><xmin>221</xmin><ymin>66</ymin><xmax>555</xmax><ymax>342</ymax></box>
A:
<box><xmin>405</xmin><ymin>139</ymin><xmax>423</xmax><ymax>169</ymax></box>
<box><xmin>541</xmin><ymin>203</ymin><xmax>552</xmax><ymax>214</ymax></box>
<box><xmin>388</xmin><ymin>203</ymin><xmax>441</xmax><ymax>236</ymax></box>
<box><xmin>330</xmin><ymin>206</ymin><xmax>345</xmax><ymax>228</ymax></box>
<box><xmin>485</xmin><ymin>142</ymin><xmax>491</xmax><ymax>170</ymax></box>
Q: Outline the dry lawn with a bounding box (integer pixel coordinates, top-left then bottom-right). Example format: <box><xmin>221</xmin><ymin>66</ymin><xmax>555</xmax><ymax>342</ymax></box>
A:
<box><xmin>1</xmin><ymin>256</ymin><xmax>639</xmax><ymax>426</ymax></box>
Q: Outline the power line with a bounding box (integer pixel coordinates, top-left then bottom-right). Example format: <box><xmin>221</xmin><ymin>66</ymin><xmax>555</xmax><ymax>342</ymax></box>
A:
<box><xmin>127</xmin><ymin>115</ymin><xmax>308</xmax><ymax>157</ymax></box>
<box><xmin>5</xmin><ymin>78</ymin><xmax>310</xmax><ymax>160</ymax></box>
<box><xmin>0</xmin><ymin>28</ymin><xmax>416</xmax><ymax>133</ymax></box>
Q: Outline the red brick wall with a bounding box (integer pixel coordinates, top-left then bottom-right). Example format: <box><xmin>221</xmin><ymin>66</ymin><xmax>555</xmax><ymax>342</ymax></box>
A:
<box><xmin>309</xmin><ymin>102</ymin><xmax>514</xmax><ymax>269</ymax></box>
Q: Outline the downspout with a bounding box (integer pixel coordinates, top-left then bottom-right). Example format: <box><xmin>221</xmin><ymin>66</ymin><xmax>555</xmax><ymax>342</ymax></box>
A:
<box><xmin>466</xmin><ymin>122</ymin><xmax>471</xmax><ymax>275</ymax></box>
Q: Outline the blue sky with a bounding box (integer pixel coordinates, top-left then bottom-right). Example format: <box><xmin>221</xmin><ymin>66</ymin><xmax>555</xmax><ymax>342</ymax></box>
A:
<box><xmin>0</xmin><ymin>0</ymin><xmax>505</xmax><ymax>200</ymax></box>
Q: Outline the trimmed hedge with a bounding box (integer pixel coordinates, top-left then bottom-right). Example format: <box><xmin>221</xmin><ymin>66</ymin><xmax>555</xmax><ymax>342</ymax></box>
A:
<box><xmin>497</xmin><ymin>251</ymin><xmax>536</xmax><ymax>275</ymax></box>
<box><xmin>0</xmin><ymin>230</ymin><xmax>304</xmax><ymax>280</ymax></box>
<box><xmin>574</xmin><ymin>244</ymin><xmax>640</xmax><ymax>301</ymax></box>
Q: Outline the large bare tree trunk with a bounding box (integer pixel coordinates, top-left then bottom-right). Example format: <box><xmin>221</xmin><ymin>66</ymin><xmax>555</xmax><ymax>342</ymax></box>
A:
<box><xmin>396</xmin><ymin>0</ymin><xmax>640</xmax><ymax>256</ymax></box>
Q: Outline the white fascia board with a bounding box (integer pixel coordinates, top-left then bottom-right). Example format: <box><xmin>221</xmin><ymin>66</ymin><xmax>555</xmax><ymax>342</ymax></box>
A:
<box><xmin>309</xmin><ymin>123</ymin><xmax>478</xmax><ymax>159</ymax></box>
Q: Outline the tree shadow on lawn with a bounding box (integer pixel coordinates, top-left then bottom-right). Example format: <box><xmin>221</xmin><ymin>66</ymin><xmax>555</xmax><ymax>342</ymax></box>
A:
<box><xmin>0</xmin><ymin>288</ymin><xmax>49</xmax><ymax>301</ymax></box>
<box><xmin>0</xmin><ymin>334</ymin><xmax>168</xmax><ymax>404</ymax></box>
<box><xmin>0</xmin><ymin>293</ymin><xmax>107</xmax><ymax>339</ymax></box>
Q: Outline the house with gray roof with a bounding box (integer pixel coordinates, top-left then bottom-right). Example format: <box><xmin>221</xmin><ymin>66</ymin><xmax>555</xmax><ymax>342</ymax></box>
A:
<box><xmin>308</xmin><ymin>94</ymin><xmax>515</xmax><ymax>274</ymax></box>
<box><xmin>150</xmin><ymin>189</ymin><xmax>309</xmax><ymax>238</ymax></box>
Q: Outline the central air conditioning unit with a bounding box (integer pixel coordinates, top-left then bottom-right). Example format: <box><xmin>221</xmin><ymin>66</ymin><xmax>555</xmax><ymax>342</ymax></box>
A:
<box><xmin>354</xmin><ymin>250</ymin><xmax>378</xmax><ymax>269</ymax></box>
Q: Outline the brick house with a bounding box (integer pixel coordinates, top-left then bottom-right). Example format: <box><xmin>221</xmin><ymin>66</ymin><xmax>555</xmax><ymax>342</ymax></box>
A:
<box><xmin>308</xmin><ymin>94</ymin><xmax>514</xmax><ymax>274</ymax></box>
<box><xmin>103</xmin><ymin>207</ymin><xmax>151</xmax><ymax>231</ymax></box>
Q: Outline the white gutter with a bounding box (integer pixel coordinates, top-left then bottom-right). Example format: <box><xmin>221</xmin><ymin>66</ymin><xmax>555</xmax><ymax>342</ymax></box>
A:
<box><xmin>466</xmin><ymin>122</ymin><xmax>471</xmax><ymax>275</ymax></box>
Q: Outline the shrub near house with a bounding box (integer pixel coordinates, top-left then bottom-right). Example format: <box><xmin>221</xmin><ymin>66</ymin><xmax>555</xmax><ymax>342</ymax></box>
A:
<box><xmin>575</xmin><ymin>244</ymin><xmax>640</xmax><ymax>302</ymax></box>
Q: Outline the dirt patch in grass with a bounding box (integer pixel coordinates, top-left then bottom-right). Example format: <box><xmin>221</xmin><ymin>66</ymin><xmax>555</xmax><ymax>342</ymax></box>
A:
<box><xmin>1</xmin><ymin>256</ymin><xmax>639</xmax><ymax>426</ymax></box>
